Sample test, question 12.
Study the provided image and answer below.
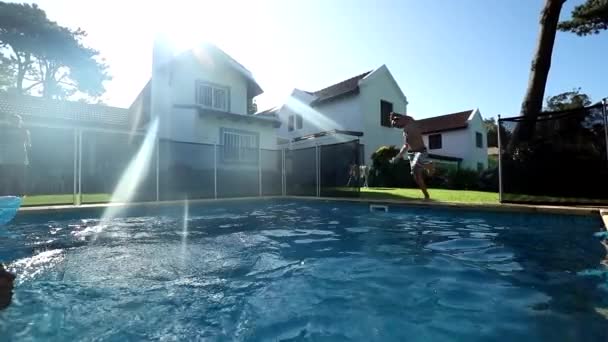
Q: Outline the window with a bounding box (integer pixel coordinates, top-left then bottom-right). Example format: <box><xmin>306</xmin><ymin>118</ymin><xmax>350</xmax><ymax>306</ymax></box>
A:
<box><xmin>288</xmin><ymin>115</ymin><xmax>294</xmax><ymax>132</ymax></box>
<box><xmin>429</xmin><ymin>134</ymin><xmax>442</xmax><ymax>150</ymax></box>
<box><xmin>476</xmin><ymin>132</ymin><xmax>483</xmax><ymax>148</ymax></box>
<box><xmin>380</xmin><ymin>100</ymin><xmax>393</xmax><ymax>127</ymax></box>
<box><xmin>222</xmin><ymin>129</ymin><xmax>258</xmax><ymax>164</ymax></box>
<box><xmin>477</xmin><ymin>162</ymin><xmax>484</xmax><ymax>172</ymax></box>
<box><xmin>296</xmin><ymin>114</ymin><xmax>303</xmax><ymax>129</ymax></box>
<box><xmin>196</xmin><ymin>81</ymin><xmax>229</xmax><ymax>112</ymax></box>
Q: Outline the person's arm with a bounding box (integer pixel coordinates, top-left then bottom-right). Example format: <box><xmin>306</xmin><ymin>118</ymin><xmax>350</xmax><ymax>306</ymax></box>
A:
<box><xmin>391</xmin><ymin>133</ymin><xmax>409</xmax><ymax>163</ymax></box>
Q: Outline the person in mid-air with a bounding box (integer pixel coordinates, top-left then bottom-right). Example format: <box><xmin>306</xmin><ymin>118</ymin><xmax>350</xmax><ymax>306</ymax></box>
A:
<box><xmin>389</xmin><ymin>112</ymin><xmax>435</xmax><ymax>200</ymax></box>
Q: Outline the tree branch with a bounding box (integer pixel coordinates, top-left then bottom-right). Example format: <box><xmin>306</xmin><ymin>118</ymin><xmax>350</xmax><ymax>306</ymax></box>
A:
<box><xmin>23</xmin><ymin>81</ymin><xmax>42</xmax><ymax>92</ymax></box>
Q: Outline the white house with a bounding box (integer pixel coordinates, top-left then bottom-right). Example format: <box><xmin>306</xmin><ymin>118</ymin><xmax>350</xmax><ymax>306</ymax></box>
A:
<box><xmin>262</xmin><ymin>65</ymin><xmax>407</xmax><ymax>166</ymax></box>
<box><xmin>131</xmin><ymin>42</ymin><xmax>280</xmax><ymax>154</ymax></box>
<box><xmin>417</xmin><ymin>109</ymin><xmax>488</xmax><ymax>171</ymax></box>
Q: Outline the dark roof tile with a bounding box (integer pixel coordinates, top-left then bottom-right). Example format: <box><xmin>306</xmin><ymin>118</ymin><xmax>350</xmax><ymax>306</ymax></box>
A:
<box><xmin>416</xmin><ymin>110</ymin><xmax>473</xmax><ymax>134</ymax></box>
<box><xmin>309</xmin><ymin>70</ymin><xmax>371</xmax><ymax>106</ymax></box>
<box><xmin>0</xmin><ymin>93</ymin><xmax>130</xmax><ymax>128</ymax></box>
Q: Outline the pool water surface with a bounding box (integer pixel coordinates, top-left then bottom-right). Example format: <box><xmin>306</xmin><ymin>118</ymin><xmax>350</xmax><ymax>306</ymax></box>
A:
<box><xmin>0</xmin><ymin>200</ymin><xmax>607</xmax><ymax>341</ymax></box>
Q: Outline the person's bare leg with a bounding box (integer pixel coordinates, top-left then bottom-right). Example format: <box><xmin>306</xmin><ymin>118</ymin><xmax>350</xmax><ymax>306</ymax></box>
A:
<box><xmin>413</xmin><ymin>168</ymin><xmax>430</xmax><ymax>200</ymax></box>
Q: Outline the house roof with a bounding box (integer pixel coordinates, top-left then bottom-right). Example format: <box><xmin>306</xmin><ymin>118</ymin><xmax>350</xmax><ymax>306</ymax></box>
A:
<box><xmin>416</xmin><ymin>110</ymin><xmax>473</xmax><ymax>134</ymax></box>
<box><xmin>175</xmin><ymin>104</ymin><xmax>281</xmax><ymax>128</ymax></box>
<box><xmin>0</xmin><ymin>93</ymin><xmax>130</xmax><ymax>128</ymax></box>
<box><xmin>308</xmin><ymin>71</ymin><xmax>371</xmax><ymax>106</ymax></box>
<box><xmin>254</xmin><ymin>106</ymin><xmax>279</xmax><ymax>118</ymax></box>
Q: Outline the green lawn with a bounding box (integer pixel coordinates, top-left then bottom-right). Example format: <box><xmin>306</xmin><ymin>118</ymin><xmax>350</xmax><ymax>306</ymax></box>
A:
<box><xmin>24</xmin><ymin>189</ymin><xmax>603</xmax><ymax>207</ymax></box>
<box><xmin>361</xmin><ymin>187</ymin><xmax>499</xmax><ymax>204</ymax></box>
<box><xmin>22</xmin><ymin>193</ymin><xmax>112</xmax><ymax>206</ymax></box>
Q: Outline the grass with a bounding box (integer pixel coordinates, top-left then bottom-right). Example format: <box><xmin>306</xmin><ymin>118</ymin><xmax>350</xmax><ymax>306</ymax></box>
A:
<box><xmin>20</xmin><ymin>189</ymin><xmax>603</xmax><ymax>207</ymax></box>
<box><xmin>22</xmin><ymin>193</ymin><xmax>112</xmax><ymax>206</ymax></box>
<box><xmin>361</xmin><ymin>187</ymin><xmax>499</xmax><ymax>204</ymax></box>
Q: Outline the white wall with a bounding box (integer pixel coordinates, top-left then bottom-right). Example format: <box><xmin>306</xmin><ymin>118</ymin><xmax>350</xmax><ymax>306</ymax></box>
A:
<box><xmin>465</xmin><ymin>109</ymin><xmax>488</xmax><ymax>170</ymax></box>
<box><xmin>422</xmin><ymin>109</ymin><xmax>488</xmax><ymax>170</ymax></box>
<box><xmin>423</xmin><ymin>129</ymin><xmax>471</xmax><ymax>162</ymax></box>
<box><xmin>276</xmin><ymin>89</ymin><xmax>363</xmax><ymax>140</ymax></box>
<box><xmin>165</xmin><ymin>107</ymin><xmax>276</xmax><ymax>149</ymax></box>
<box><xmin>359</xmin><ymin>65</ymin><xmax>408</xmax><ymax>165</ymax></box>
<box><xmin>171</xmin><ymin>52</ymin><xmax>249</xmax><ymax>115</ymax></box>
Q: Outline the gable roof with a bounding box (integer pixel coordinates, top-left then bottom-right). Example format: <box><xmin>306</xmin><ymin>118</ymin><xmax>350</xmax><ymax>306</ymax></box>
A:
<box><xmin>254</xmin><ymin>106</ymin><xmax>279</xmax><ymax>118</ymax></box>
<box><xmin>308</xmin><ymin>70</ymin><xmax>371</xmax><ymax>106</ymax></box>
<box><xmin>416</xmin><ymin>110</ymin><xmax>473</xmax><ymax>134</ymax></box>
<box><xmin>0</xmin><ymin>93</ymin><xmax>130</xmax><ymax>128</ymax></box>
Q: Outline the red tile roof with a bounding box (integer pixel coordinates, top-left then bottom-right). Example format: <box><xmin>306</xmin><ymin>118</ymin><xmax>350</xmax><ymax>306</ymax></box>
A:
<box><xmin>415</xmin><ymin>110</ymin><xmax>473</xmax><ymax>134</ymax></box>
<box><xmin>0</xmin><ymin>93</ymin><xmax>130</xmax><ymax>128</ymax></box>
<box><xmin>309</xmin><ymin>71</ymin><xmax>371</xmax><ymax>106</ymax></box>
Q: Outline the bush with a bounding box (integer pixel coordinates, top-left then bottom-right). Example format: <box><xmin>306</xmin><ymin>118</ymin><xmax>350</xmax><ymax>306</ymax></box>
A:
<box><xmin>446</xmin><ymin>168</ymin><xmax>481</xmax><ymax>190</ymax></box>
<box><xmin>369</xmin><ymin>146</ymin><xmax>416</xmax><ymax>188</ymax></box>
<box><xmin>369</xmin><ymin>146</ymin><xmax>493</xmax><ymax>191</ymax></box>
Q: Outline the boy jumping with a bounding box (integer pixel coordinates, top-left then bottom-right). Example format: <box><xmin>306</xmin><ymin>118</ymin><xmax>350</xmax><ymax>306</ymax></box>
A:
<box><xmin>389</xmin><ymin>112</ymin><xmax>435</xmax><ymax>200</ymax></box>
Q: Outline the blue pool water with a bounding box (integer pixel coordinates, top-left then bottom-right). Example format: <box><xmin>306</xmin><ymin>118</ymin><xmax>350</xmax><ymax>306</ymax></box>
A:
<box><xmin>0</xmin><ymin>200</ymin><xmax>607</xmax><ymax>341</ymax></box>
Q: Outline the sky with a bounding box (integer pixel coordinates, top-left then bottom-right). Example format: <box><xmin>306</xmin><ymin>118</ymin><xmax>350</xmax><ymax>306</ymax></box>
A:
<box><xmin>18</xmin><ymin>0</ymin><xmax>608</xmax><ymax>120</ymax></box>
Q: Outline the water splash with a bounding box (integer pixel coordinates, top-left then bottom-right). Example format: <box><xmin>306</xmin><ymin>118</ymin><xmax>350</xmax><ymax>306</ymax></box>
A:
<box><xmin>93</xmin><ymin>118</ymin><xmax>159</xmax><ymax>241</ymax></box>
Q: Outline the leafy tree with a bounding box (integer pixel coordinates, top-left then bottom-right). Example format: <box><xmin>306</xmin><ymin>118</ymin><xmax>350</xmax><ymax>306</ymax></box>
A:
<box><xmin>483</xmin><ymin>117</ymin><xmax>498</xmax><ymax>147</ymax></box>
<box><xmin>248</xmin><ymin>99</ymin><xmax>258</xmax><ymax>114</ymax></box>
<box><xmin>0</xmin><ymin>2</ymin><xmax>110</xmax><ymax>99</ymax></box>
<box><xmin>559</xmin><ymin>0</ymin><xmax>608</xmax><ymax>35</ymax></box>
<box><xmin>545</xmin><ymin>88</ymin><xmax>592</xmax><ymax>111</ymax></box>
<box><xmin>0</xmin><ymin>55</ymin><xmax>14</xmax><ymax>90</ymax></box>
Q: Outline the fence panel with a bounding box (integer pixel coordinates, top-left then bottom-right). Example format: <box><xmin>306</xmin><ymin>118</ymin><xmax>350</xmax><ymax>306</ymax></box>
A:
<box><xmin>320</xmin><ymin>140</ymin><xmax>361</xmax><ymax>197</ymax></box>
<box><xmin>286</xmin><ymin>147</ymin><xmax>317</xmax><ymax>196</ymax></box>
<box><xmin>217</xmin><ymin>145</ymin><xmax>259</xmax><ymax>198</ymax></box>
<box><xmin>0</xmin><ymin>125</ymin><xmax>76</xmax><ymax>205</ymax></box>
<box><xmin>159</xmin><ymin>140</ymin><xmax>215</xmax><ymax>200</ymax></box>
<box><xmin>81</xmin><ymin>130</ymin><xmax>157</xmax><ymax>203</ymax></box>
<box><xmin>261</xmin><ymin>149</ymin><xmax>282</xmax><ymax>196</ymax></box>
<box><xmin>498</xmin><ymin>103</ymin><xmax>608</xmax><ymax>205</ymax></box>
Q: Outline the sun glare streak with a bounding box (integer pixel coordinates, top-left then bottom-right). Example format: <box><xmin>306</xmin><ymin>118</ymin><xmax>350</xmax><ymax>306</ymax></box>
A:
<box><xmin>284</xmin><ymin>96</ymin><xmax>345</xmax><ymax>133</ymax></box>
<box><xmin>93</xmin><ymin>117</ymin><xmax>159</xmax><ymax>241</ymax></box>
<box><xmin>181</xmin><ymin>198</ymin><xmax>189</xmax><ymax>265</ymax></box>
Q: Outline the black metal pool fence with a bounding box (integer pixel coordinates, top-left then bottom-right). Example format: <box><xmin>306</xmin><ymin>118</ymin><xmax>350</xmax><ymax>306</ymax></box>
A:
<box><xmin>498</xmin><ymin>99</ymin><xmax>608</xmax><ymax>205</ymax></box>
<box><xmin>0</xmin><ymin>125</ymin><xmax>362</xmax><ymax>205</ymax></box>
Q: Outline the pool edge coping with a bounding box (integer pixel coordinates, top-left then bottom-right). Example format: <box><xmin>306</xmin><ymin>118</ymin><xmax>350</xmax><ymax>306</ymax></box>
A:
<box><xmin>18</xmin><ymin>196</ymin><xmax>606</xmax><ymax>226</ymax></box>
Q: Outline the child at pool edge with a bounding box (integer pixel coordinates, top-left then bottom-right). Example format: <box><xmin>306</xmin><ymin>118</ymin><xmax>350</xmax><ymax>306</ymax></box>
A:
<box><xmin>388</xmin><ymin>112</ymin><xmax>435</xmax><ymax>200</ymax></box>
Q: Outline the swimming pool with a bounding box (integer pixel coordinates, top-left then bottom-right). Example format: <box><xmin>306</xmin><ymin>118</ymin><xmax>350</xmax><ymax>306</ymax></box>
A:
<box><xmin>1</xmin><ymin>199</ymin><xmax>607</xmax><ymax>341</ymax></box>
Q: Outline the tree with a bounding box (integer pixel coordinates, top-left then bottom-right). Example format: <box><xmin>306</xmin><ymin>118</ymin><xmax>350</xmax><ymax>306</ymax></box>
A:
<box><xmin>559</xmin><ymin>0</ymin><xmax>608</xmax><ymax>35</ymax></box>
<box><xmin>483</xmin><ymin>117</ymin><xmax>498</xmax><ymax>147</ymax></box>
<box><xmin>511</xmin><ymin>0</ymin><xmax>566</xmax><ymax>149</ymax></box>
<box><xmin>248</xmin><ymin>99</ymin><xmax>258</xmax><ymax>115</ymax></box>
<box><xmin>545</xmin><ymin>88</ymin><xmax>592</xmax><ymax>111</ymax></box>
<box><xmin>0</xmin><ymin>56</ymin><xmax>14</xmax><ymax>90</ymax></box>
<box><xmin>0</xmin><ymin>2</ymin><xmax>110</xmax><ymax>100</ymax></box>
<box><xmin>520</xmin><ymin>0</ymin><xmax>566</xmax><ymax>120</ymax></box>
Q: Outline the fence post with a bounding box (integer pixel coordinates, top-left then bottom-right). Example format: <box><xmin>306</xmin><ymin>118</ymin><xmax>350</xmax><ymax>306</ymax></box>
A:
<box><xmin>497</xmin><ymin>115</ymin><xmax>503</xmax><ymax>203</ymax></box>
<box><xmin>155</xmin><ymin>138</ymin><xmax>160</xmax><ymax>202</ymax></box>
<box><xmin>258</xmin><ymin>147</ymin><xmax>262</xmax><ymax>197</ymax></box>
<box><xmin>73</xmin><ymin>129</ymin><xmax>78</xmax><ymax>205</ymax></box>
<box><xmin>603</xmin><ymin>98</ymin><xmax>608</xmax><ymax>165</ymax></box>
<box><xmin>282</xmin><ymin>148</ymin><xmax>286</xmax><ymax>196</ymax></box>
<box><xmin>316</xmin><ymin>144</ymin><xmax>320</xmax><ymax>197</ymax></box>
<box><xmin>76</xmin><ymin>129</ymin><xmax>82</xmax><ymax>206</ymax></box>
<box><xmin>214</xmin><ymin>144</ymin><xmax>218</xmax><ymax>199</ymax></box>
